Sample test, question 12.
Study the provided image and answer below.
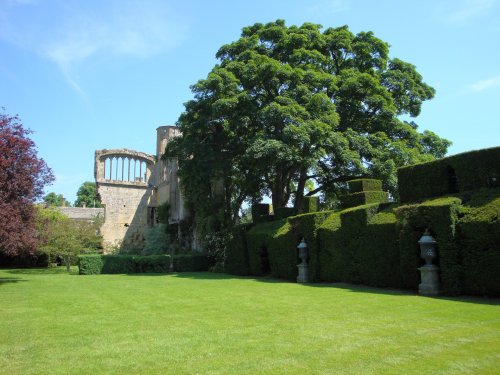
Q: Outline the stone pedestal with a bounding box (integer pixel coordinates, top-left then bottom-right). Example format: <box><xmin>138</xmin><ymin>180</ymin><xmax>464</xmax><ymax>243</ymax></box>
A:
<box><xmin>418</xmin><ymin>264</ymin><xmax>440</xmax><ymax>295</ymax></box>
<box><xmin>297</xmin><ymin>264</ymin><xmax>309</xmax><ymax>283</ymax></box>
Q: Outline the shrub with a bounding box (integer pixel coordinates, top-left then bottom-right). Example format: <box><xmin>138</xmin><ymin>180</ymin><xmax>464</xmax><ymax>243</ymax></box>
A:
<box><xmin>301</xmin><ymin>196</ymin><xmax>319</xmax><ymax>213</ymax></box>
<box><xmin>78</xmin><ymin>254</ymin><xmax>104</xmax><ymax>275</ymax></box>
<box><xmin>78</xmin><ymin>254</ymin><xmax>171</xmax><ymax>274</ymax></box>
<box><xmin>340</xmin><ymin>191</ymin><xmax>388</xmax><ymax>209</ymax></box>
<box><xmin>142</xmin><ymin>224</ymin><xmax>169</xmax><ymax>255</ymax></box>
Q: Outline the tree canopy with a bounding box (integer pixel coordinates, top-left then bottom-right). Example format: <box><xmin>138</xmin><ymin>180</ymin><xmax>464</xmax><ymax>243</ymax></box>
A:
<box><xmin>0</xmin><ymin>111</ymin><xmax>54</xmax><ymax>256</ymax></box>
<box><xmin>43</xmin><ymin>192</ymin><xmax>68</xmax><ymax>207</ymax></box>
<box><xmin>166</xmin><ymin>20</ymin><xmax>450</xmax><ymax>232</ymax></box>
<box><xmin>74</xmin><ymin>181</ymin><xmax>103</xmax><ymax>208</ymax></box>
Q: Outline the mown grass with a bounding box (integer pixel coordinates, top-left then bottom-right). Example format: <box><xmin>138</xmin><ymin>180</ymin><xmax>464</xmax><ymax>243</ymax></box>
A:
<box><xmin>0</xmin><ymin>268</ymin><xmax>499</xmax><ymax>374</ymax></box>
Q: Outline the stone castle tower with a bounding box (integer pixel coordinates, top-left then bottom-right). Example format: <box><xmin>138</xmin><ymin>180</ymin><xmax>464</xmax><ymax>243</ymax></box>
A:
<box><xmin>94</xmin><ymin>126</ymin><xmax>185</xmax><ymax>251</ymax></box>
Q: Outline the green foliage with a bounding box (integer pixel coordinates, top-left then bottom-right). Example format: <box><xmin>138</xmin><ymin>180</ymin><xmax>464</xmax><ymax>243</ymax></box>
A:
<box><xmin>78</xmin><ymin>254</ymin><xmax>104</xmax><ymax>275</ymax></box>
<box><xmin>173</xmin><ymin>254</ymin><xmax>213</xmax><ymax>272</ymax></box>
<box><xmin>36</xmin><ymin>206</ymin><xmax>102</xmax><ymax>271</ymax></box>
<box><xmin>142</xmin><ymin>224</ymin><xmax>170</xmax><ymax>255</ymax></box>
<box><xmin>203</xmin><ymin>230</ymin><xmax>232</xmax><ymax>270</ymax></box>
<box><xmin>458</xmin><ymin>188</ymin><xmax>500</xmax><ymax>296</ymax></box>
<box><xmin>43</xmin><ymin>192</ymin><xmax>68</xmax><ymax>207</ymax></box>
<box><xmin>74</xmin><ymin>181</ymin><xmax>103</xmax><ymax>208</ymax></box>
<box><xmin>156</xmin><ymin>202</ymin><xmax>170</xmax><ymax>224</ymax></box>
<box><xmin>398</xmin><ymin>146</ymin><xmax>500</xmax><ymax>203</ymax></box>
<box><xmin>78</xmin><ymin>254</ymin><xmax>171</xmax><ymax>274</ymax></box>
<box><xmin>168</xmin><ymin>20</ymin><xmax>448</xmax><ymax>234</ymax></box>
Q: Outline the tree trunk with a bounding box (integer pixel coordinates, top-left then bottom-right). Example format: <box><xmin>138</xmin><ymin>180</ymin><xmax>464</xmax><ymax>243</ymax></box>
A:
<box><xmin>294</xmin><ymin>167</ymin><xmax>308</xmax><ymax>211</ymax></box>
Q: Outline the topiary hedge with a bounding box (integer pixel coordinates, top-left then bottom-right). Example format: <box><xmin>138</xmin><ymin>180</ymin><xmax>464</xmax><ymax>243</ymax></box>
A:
<box><xmin>317</xmin><ymin>204</ymin><xmax>400</xmax><ymax>288</ymax></box>
<box><xmin>398</xmin><ymin>146</ymin><xmax>500</xmax><ymax>203</ymax></box>
<box><xmin>458</xmin><ymin>188</ymin><xmax>500</xmax><ymax>296</ymax></box>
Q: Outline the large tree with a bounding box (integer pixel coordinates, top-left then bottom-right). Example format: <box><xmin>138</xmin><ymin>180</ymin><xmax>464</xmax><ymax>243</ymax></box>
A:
<box><xmin>166</xmin><ymin>21</ymin><xmax>450</xmax><ymax>231</ymax></box>
<box><xmin>0</xmin><ymin>111</ymin><xmax>54</xmax><ymax>256</ymax></box>
<box><xmin>74</xmin><ymin>181</ymin><xmax>103</xmax><ymax>208</ymax></box>
<box><xmin>43</xmin><ymin>192</ymin><xmax>68</xmax><ymax>207</ymax></box>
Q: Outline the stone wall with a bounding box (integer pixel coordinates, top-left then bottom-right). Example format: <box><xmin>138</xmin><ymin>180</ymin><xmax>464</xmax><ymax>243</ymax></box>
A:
<box><xmin>95</xmin><ymin>126</ymin><xmax>187</xmax><ymax>252</ymax></box>
<box><xmin>56</xmin><ymin>207</ymin><xmax>104</xmax><ymax>221</ymax></box>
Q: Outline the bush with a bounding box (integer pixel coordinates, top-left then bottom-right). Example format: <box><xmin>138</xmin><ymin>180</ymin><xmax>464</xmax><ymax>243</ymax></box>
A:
<box><xmin>301</xmin><ymin>196</ymin><xmax>319</xmax><ymax>213</ymax></box>
<box><xmin>78</xmin><ymin>254</ymin><xmax>104</xmax><ymax>275</ymax></box>
<box><xmin>398</xmin><ymin>146</ymin><xmax>500</xmax><ymax>203</ymax></box>
<box><xmin>142</xmin><ymin>224</ymin><xmax>169</xmax><ymax>255</ymax></box>
<box><xmin>173</xmin><ymin>253</ymin><xmax>213</xmax><ymax>272</ymax></box>
<box><xmin>340</xmin><ymin>191</ymin><xmax>388</xmax><ymax>209</ymax></box>
<box><xmin>78</xmin><ymin>254</ymin><xmax>171</xmax><ymax>274</ymax></box>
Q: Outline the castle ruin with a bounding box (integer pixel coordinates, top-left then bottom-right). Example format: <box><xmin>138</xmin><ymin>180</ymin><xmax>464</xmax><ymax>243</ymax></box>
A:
<box><xmin>94</xmin><ymin>126</ymin><xmax>186</xmax><ymax>251</ymax></box>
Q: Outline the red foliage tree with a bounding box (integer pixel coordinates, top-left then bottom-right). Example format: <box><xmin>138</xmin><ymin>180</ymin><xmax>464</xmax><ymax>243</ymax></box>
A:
<box><xmin>0</xmin><ymin>111</ymin><xmax>54</xmax><ymax>256</ymax></box>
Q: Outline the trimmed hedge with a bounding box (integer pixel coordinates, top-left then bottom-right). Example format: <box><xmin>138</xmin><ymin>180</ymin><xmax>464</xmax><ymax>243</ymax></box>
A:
<box><xmin>274</xmin><ymin>207</ymin><xmax>298</xmax><ymax>219</ymax></box>
<box><xmin>318</xmin><ymin>204</ymin><xmax>400</xmax><ymax>288</ymax></box>
<box><xmin>348</xmin><ymin>179</ymin><xmax>383</xmax><ymax>193</ymax></box>
<box><xmin>251</xmin><ymin>204</ymin><xmax>271</xmax><ymax>223</ymax></box>
<box><xmin>340</xmin><ymin>191</ymin><xmax>388</xmax><ymax>209</ymax></box>
<box><xmin>78</xmin><ymin>254</ymin><xmax>171</xmax><ymax>274</ymax></box>
<box><xmin>398</xmin><ymin>146</ymin><xmax>500</xmax><ymax>203</ymax></box>
<box><xmin>458</xmin><ymin>189</ymin><xmax>500</xmax><ymax>296</ymax></box>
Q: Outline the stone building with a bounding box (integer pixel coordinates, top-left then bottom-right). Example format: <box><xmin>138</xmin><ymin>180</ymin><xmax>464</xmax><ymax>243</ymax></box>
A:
<box><xmin>94</xmin><ymin>126</ymin><xmax>186</xmax><ymax>251</ymax></box>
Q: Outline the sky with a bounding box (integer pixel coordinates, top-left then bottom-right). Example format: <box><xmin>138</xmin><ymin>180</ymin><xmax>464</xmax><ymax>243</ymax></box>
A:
<box><xmin>1</xmin><ymin>0</ymin><xmax>499</xmax><ymax>204</ymax></box>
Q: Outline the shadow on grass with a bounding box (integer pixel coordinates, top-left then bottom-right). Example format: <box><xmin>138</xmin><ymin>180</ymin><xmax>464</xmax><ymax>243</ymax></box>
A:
<box><xmin>131</xmin><ymin>271</ymin><xmax>500</xmax><ymax>305</ymax></box>
<box><xmin>0</xmin><ymin>277</ymin><xmax>27</xmax><ymax>285</ymax></box>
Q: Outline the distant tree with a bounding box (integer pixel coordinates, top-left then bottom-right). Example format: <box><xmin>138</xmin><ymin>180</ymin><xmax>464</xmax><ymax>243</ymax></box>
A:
<box><xmin>0</xmin><ymin>110</ymin><xmax>54</xmax><ymax>257</ymax></box>
<box><xmin>74</xmin><ymin>181</ymin><xmax>103</xmax><ymax>208</ymax></box>
<box><xmin>43</xmin><ymin>192</ymin><xmax>68</xmax><ymax>207</ymax></box>
<box><xmin>167</xmin><ymin>20</ymin><xmax>451</xmax><ymax>233</ymax></box>
<box><xmin>36</xmin><ymin>206</ymin><xmax>102</xmax><ymax>271</ymax></box>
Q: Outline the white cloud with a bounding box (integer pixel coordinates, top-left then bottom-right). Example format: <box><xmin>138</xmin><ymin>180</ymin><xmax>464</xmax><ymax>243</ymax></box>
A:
<box><xmin>0</xmin><ymin>0</ymin><xmax>188</xmax><ymax>96</ymax></box>
<box><xmin>438</xmin><ymin>0</ymin><xmax>497</xmax><ymax>25</ymax></box>
<box><xmin>468</xmin><ymin>75</ymin><xmax>500</xmax><ymax>92</ymax></box>
<box><xmin>307</xmin><ymin>0</ymin><xmax>350</xmax><ymax>15</ymax></box>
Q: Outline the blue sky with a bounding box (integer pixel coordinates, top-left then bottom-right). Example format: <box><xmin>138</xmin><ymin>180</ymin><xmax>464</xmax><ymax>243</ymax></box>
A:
<box><xmin>1</xmin><ymin>0</ymin><xmax>499</xmax><ymax>203</ymax></box>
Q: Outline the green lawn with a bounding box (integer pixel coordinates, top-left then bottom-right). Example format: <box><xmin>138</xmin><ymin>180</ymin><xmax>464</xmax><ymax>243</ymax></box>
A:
<box><xmin>0</xmin><ymin>268</ymin><xmax>499</xmax><ymax>374</ymax></box>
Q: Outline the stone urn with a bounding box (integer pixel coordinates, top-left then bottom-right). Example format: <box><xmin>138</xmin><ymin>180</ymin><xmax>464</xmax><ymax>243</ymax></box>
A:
<box><xmin>418</xmin><ymin>229</ymin><xmax>440</xmax><ymax>295</ymax></box>
<box><xmin>296</xmin><ymin>238</ymin><xmax>309</xmax><ymax>283</ymax></box>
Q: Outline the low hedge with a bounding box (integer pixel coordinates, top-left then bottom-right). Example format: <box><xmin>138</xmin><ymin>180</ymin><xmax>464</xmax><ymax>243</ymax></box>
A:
<box><xmin>398</xmin><ymin>146</ymin><xmax>500</xmax><ymax>203</ymax></box>
<box><xmin>78</xmin><ymin>254</ymin><xmax>171</xmax><ymax>274</ymax></box>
